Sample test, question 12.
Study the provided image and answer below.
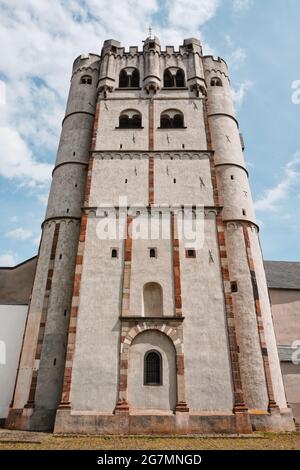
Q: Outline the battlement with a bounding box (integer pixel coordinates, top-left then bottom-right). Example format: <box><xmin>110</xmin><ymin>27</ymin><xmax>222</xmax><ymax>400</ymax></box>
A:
<box><xmin>99</xmin><ymin>37</ymin><xmax>202</xmax><ymax>58</ymax></box>
<box><xmin>72</xmin><ymin>53</ymin><xmax>101</xmax><ymax>74</ymax></box>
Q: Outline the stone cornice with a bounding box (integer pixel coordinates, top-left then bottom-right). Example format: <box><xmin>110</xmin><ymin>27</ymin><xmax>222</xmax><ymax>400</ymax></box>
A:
<box><xmin>91</xmin><ymin>150</ymin><xmax>214</xmax><ymax>160</ymax></box>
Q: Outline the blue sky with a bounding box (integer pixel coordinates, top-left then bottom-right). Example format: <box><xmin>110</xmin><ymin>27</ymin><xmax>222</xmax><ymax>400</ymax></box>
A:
<box><xmin>0</xmin><ymin>0</ymin><xmax>299</xmax><ymax>266</ymax></box>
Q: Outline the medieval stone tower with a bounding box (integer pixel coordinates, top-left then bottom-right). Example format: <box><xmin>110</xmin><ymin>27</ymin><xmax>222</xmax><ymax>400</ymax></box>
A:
<box><xmin>6</xmin><ymin>36</ymin><xmax>295</xmax><ymax>434</ymax></box>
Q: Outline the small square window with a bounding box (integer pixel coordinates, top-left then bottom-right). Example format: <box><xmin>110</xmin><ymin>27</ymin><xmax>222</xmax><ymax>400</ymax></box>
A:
<box><xmin>186</xmin><ymin>249</ymin><xmax>196</xmax><ymax>259</ymax></box>
<box><xmin>149</xmin><ymin>248</ymin><xmax>157</xmax><ymax>258</ymax></box>
<box><xmin>111</xmin><ymin>248</ymin><xmax>118</xmax><ymax>258</ymax></box>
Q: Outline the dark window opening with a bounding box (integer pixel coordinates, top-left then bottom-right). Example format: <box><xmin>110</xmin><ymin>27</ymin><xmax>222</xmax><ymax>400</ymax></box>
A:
<box><xmin>125</xmin><ymin>178</ymin><xmax>128</xmax><ymax>184</ymax></box>
<box><xmin>161</xmin><ymin>115</ymin><xmax>171</xmax><ymax>129</ymax></box>
<box><xmin>119</xmin><ymin>69</ymin><xmax>128</xmax><ymax>88</ymax></box>
<box><xmin>120</xmin><ymin>144</ymin><xmax>123</xmax><ymax>149</ymax></box>
<box><xmin>231</xmin><ymin>281</ymin><xmax>238</xmax><ymax>293</ymax></box>
<box><xmin>231</xmin><ymin>175</ymin><xmax>234</xmax><ymax>180</ymax></box>
<box><xmin>163</xmin><ymin>68</ymin><xmax>185</xmax><ymax>88</ymax></box>
<box><xmin>242</xmin><ymin>209</ymin><xmax>247</xmax><ymax>216</ymax></box>
<box><xmin>175</xmin><ymin>69</ymin><xmax>185</xmax><ymax>87</ymax></box>
<box><xmin>64</xmin><ymin>310</ymin><xmax>67</xmax><ymax>317</ymax></box>
<box><xmin>173</xmin><ymin>178</ymin><xmax>176</xmax><ymax>184</ymax></box>
<box><xmin>149</xmin><ymin>248</ymin><xmax>157</xmax><ymax>258</ymax></box>
<box><xmin>160</xmin><ymin>112</ymin><xmax>184</xmax><ymax>129</ymax></box>
<box><xmin>119</xmin><ymin>68</ymin><xmax>140</xmax><ymax>88</ymax></box>
<box><xmin>173</xmin><ymin>113</ymin><xmax>184</xmax><ymax>128</ymax></box>
<box><xmin>75</xmin><ymin>184</ymin><xmax>78</xmax><ymax>188</ymax></box>
<box><xmin>144</xmin><ymin>350</ymin><xmax>162</xmax><ymax>386</ymax></box>
<box><xmin>164</xmin><ymin>69</ymin><xmax>173</xmax><ymax>88</ymax></box>
<box><xmin>186</xmin><ymin>249</ymin><xmax>196</xmax><ymax>258</ymax></box>
<box><xmin>210</xmin><ymin>77</ymin><xmax>223</xmax><ymax>87</ymax></box>
<box><xmin>111</xmin><ymin>248</ymin><xmax>118</xmax><ymax>258</ymax></box>
<box><xmin>119</xmin><ymin>112</ymin><xmax>142</xmax><ymax>129</ymax></box>
<box><xmin>111</xmin><ymin>46</ymin><xmax>117</xmax><ymax>53</ymax></box>
<box><xmin>182</xmin><ymin>144</ymin><xmax>185</xmax><ymax>149</ymax></box>
<box><xmin>149</xmin><ymin>42</ymin><xmax>155</xmax><ymax>49</ymax></box>
<box><xmin>53</xmin><ymin>358</ymin><xmax>57</xmax><ymax>366</ymax></box>
<box><xmin>59</xmin><ymin>254</ymin><xmax>62</xmax><ymax>260</ymax></box>
<box><xmin>81</xmin><ymin>75</ymin><xmax>92</xmax><ymax>85</ymax></box>
<box><xmin>131</xmin><ymin>114</ymin><xmax>141</xmax><ymax>128</ymax></box>
<box><xmin>73</xmin><ymin>151</ymin><xmax>76</xmax><ymax>156</ymax></box>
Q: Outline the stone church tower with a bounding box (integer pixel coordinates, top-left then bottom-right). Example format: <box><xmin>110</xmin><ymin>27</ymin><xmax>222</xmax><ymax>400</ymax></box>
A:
<box><xmin>6</xmin><ymin>36</ymin><xmax>294</xmax><ymax>434</ymax></box>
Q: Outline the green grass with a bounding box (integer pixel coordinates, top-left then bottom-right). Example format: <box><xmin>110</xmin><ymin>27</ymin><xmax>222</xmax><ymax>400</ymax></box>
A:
<box><xmin>0</xmin><ymin>432</ymin><xmax>299</xmax><ymax>450</ymax></box>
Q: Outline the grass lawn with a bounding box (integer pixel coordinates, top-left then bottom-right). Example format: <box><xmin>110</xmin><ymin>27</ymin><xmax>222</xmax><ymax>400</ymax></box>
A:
<box><xmin>0</xmin><ymin>431</ymin><xmax>299</xmax><ymax>450</ymax></box>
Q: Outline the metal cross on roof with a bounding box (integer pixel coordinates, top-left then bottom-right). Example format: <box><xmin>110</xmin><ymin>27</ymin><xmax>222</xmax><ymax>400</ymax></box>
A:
<box><xmin>148</xmin><ymin>26</ymin><xmax>153</xmax><ymax>39</ymax></box>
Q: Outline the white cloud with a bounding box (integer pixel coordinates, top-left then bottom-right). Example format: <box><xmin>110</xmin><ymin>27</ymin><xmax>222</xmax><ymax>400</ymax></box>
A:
<box><xmin>167</xmin><ymin>0</ymin><xmax>220</xmax><ymax>29</ymax></box>
<box><xmin>255</xmin><ymin>153</ymin><xmax>300</xmax><ymax>212</ymax></box>
<box><xmin>6</xmin><ymin>227</ymin><xmax>33</xmax><ymax>241</ymax></box>
<box><xmin>0</xmin><ymin>127</ymin><xmax>52</xmax><ymax>186</ymax></box>
<box><xmin>0</xmin><ymin>0</ymin><xmax>222</xmax><ymax>184</ymax></box>
<box><xmin>231</xmin><ymin>80</ymin><xmax>253</xmax><ymax>105</ymax></box>
<box><xmin>0</xmin><ymin>252</ymin><xmax>17</xmax><ymax>266</ymax></box>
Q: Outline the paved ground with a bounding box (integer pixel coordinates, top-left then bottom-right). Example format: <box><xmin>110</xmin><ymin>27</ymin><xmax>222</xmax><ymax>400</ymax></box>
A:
<box><xmin>0</xmin><ymin>430</ymin><xmax>299</xmax><ymax>450</ymax></box>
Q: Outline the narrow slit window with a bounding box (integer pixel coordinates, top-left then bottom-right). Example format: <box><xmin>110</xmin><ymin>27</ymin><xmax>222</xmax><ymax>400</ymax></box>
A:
<box><xmin>111</xmin><ymin>248</ymin><xmax>118</xmax><ymax>258</ymax></box>
<box><xmin>231</xmin><ymin>281</ymin><xmax>238</xmax><ymax>293</ymax></box>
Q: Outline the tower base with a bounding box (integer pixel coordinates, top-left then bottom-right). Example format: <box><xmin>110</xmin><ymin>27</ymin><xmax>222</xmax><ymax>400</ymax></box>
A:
<box><xmin>6</xmin><ymin>406</ymin><xmax>295</xmax><ymax>434</ymax></box>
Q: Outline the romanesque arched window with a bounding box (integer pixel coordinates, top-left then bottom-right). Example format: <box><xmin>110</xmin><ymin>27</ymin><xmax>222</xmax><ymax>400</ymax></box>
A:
<box><xmin>119</xmin><ymin>109</ymin><xmax>142</xmax><ymax>128</ymax></box>
<box><xmin>160</xmin><ymin>109</ymin><xmax>184</xmax><ymax>129</ymax></box>
<box><xmin>143</xmin><ymin>282</ymin><xmax>163</xmax><ymax>316</ymax></box>
<box><xmin>210</xmin><ymin>77</ymin><xmax>223</xmax><ymax>87</ymax></box>
<box><xmin>163</xmin><ymin>68</ymin><xmax>185</xmax><ymax>88</ymax></box>
<box><xmin>144</xmin><ymin>350</ymin><xmax>162</xmax><ymax>385</ymax></box>
<box><xmin>119</xmin><ymin>68</ymin><xmax>140</xmax><ymax>88</ymax></box>
<box><xmin>81</xmin><ymin>75</ymin><xmax>92</xmax><ymax>85</ymax></box>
